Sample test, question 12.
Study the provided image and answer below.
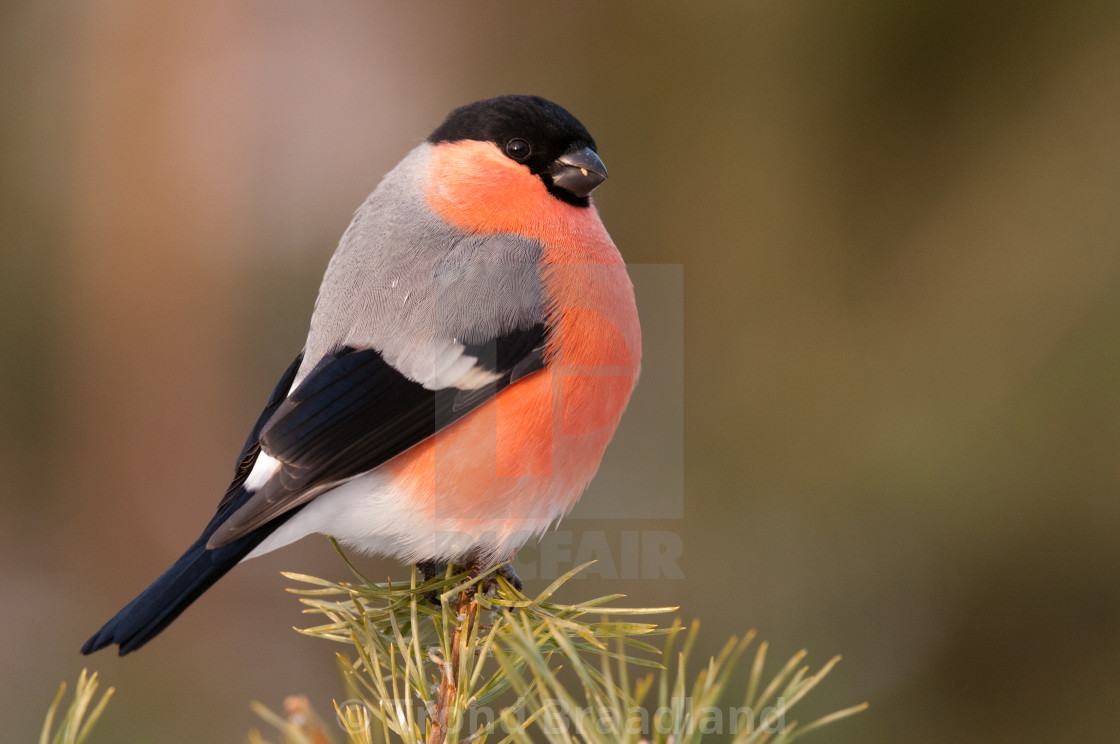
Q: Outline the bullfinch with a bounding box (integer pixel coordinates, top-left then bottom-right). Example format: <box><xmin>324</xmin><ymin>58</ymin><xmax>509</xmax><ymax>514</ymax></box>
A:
<box><xmin>82</xmin><ymin>95</ymin><xmax>641</xmax><ymax>655</ymax></box>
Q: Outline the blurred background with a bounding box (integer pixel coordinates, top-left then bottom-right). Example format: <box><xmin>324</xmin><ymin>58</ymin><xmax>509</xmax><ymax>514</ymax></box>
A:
<box><xmin>3</xmin><ymin>1</ymin><xmax>1120</xmax><ymax>741</ymax></box>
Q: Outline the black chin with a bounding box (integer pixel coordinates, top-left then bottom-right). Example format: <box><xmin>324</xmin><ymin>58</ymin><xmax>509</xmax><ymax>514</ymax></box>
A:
<box><xmin>542</xmin><ymin>176</ymin><xmax>592</xmax><ymax>207</ymax></box>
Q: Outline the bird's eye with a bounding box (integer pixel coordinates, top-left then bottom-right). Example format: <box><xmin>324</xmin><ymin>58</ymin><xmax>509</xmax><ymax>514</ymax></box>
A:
<box><xmin>505</xmin><ymin>138</ymin><xmax>531</xmax><ymax>161</ymax></box>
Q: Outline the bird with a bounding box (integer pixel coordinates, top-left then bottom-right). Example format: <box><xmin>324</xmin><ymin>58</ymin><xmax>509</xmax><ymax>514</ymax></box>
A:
<box><xmin>81</xmin><ymin>95</ymin><xmax>641</xmax><ymax>655</ymax></box>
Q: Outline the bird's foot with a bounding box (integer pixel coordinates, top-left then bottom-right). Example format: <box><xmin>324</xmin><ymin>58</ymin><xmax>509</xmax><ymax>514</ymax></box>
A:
<box><xmin>463</xmin><ymin>555</ymin><xmax>523</xmax><ymax>597</ymax></box>
<box><xmin>494</xmin><ymin>562</ymin><xmax>524</xmax><ymax>593</ymax></box>
<box><xmin>417</xmin><ymin>560</ymin><xmax>449</xmax><ymax>583</ymax></box>
<box><xmin>416</xmin><ymin>556</ymin><xmax>523</xmax><ymax>603</ymax></box>
<box><xmin>416</xmin><ymin>560</ymin><xmax>449</xmax><ymax>603</ymax></box>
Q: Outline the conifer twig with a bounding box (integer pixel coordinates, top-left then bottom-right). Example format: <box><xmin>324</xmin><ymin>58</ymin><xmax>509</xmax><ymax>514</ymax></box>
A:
<box><xmin>261</xmin><ymin>553</ymin><xmax>865</xmax><ymax>744</ymax></box>
<box><xmin>431</xmin><ymin>585</ymin><xmax>477</xmax><ymax>744</ymax></box>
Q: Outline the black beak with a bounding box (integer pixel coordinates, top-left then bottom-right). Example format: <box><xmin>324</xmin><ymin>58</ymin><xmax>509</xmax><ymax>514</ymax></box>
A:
<box><xmin>550</xmin><ymin>147</ymin><xmax>608</xmax><ymax>198</ymax></box>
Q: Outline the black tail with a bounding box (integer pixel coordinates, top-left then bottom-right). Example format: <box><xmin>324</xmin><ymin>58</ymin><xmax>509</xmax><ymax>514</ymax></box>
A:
<box><xmin>82</xmin><ymin>353</ymin><xmax>306</xmax><ymax>655</ymax></box>
<box><xmin>81</xmin><ymin>495</ymin><xmax>294</xmax><ymax>656</ymax></box>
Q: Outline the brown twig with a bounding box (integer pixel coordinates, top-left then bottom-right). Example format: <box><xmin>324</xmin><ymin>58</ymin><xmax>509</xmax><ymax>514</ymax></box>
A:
<box><xmin>430</xmin><ymin>586</ymin><xmax>479</xmax><ymax>744</ymax></box>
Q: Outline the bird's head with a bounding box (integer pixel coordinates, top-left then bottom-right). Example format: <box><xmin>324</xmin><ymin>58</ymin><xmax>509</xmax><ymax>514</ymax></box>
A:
<box><xmin>424</xmin><ymin>95</ymin><xmax>608</xmax><ymax>230</ymax></box>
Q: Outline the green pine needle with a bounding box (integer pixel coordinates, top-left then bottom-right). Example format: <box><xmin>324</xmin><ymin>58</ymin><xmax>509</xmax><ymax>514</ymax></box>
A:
<box><xmin>40</xmin><ymin>556</ymin><xmax>864</xmax><ymax>744</ymax></box>
<box><xmin>39</xmin><ymin>669</ymin><xmax>114</xmax><ymax>744</ymax></box>
<box><xmin>259</xmin><ymin>552</ymin><xmax>865</xmax><ymax>744</ymax></box>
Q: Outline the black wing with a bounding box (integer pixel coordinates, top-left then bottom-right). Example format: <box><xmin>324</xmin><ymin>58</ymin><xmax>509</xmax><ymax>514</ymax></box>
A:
<box><xmin>207</xmin><ymin>324</ymin><xmax>547</xmax><ymax>547</ymax></box>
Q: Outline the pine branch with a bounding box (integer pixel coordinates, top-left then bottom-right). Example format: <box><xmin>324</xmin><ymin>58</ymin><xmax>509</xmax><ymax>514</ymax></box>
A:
<box><xmin>259</xmin><ymin>552</ymin><xmax>865</xmax><ymax>744</ymax></box>
<box><xmin>44</xmin><ymin>552</ymin><xmax>865</xmax><ymax>743</ymax></box>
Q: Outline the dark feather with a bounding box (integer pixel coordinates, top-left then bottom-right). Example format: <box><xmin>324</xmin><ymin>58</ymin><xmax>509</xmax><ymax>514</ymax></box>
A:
<box><xmin>79</xmin><ymin>491</ymin><xmax>298</xmax><ymax>655</ymax></box>
<box><xmin>80</xmin><ymin>353</ymin><xmax>306</xmax><ymax>655</ymax></box>
<box><xmin>217</xmin><ymin>351</ymin><xmax>304</xmax><ymax>512</ymax></box>
<box><xmin>208</xmin><ymin>324</ymin><xmax>547</xmax><ymax>547</ymax></box>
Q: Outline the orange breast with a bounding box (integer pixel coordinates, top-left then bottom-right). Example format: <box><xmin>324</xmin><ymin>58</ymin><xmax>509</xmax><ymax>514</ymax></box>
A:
<box><xmin>380</xmin><ymin>141</ymin><xmax>641</xmax><ymax>556</ymax></box>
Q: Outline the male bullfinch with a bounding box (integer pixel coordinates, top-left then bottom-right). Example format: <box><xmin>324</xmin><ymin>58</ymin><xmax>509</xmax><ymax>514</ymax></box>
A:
<box><xmin>82</xmin><ymin>95</ymin><xmax>641</xmax><ymax>655</ymax></box>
